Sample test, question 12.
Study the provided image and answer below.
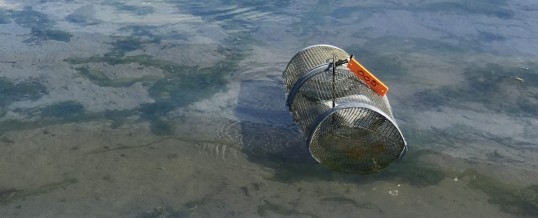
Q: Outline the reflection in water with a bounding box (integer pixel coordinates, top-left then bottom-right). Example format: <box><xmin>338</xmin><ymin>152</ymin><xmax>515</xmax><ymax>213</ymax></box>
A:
<box><xmin>0</xmin><ymin>0</ymin><xmax>537</xmax><ymax>217</ymax></box>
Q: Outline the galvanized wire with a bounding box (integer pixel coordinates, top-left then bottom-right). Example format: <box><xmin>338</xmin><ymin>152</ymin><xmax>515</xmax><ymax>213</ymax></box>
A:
<box><xmin>283</xmin><ymin>44</ymin><xmax>407</xmax><ymax>173</ymax></box>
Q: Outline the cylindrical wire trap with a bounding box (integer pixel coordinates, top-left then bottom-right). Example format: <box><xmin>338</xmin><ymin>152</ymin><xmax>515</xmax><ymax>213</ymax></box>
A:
<box><xmin>283</xmin><ymin>44</ymin><xmax>407</xmax><ymax>174</ymax></box>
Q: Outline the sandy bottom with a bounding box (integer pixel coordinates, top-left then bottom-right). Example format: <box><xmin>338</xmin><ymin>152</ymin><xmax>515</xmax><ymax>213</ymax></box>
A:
<box><xmin>0</xmin><ymin>110</ymin><xmax>533</xmax><ymax>218</ymax></box>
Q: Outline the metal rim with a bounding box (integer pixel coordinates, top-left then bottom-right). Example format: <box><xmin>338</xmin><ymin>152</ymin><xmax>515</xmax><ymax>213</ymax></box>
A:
<box><xmin>306</xmin><ymin>102</ymin><xmax>408</xmax><ymax>163</ymax></box>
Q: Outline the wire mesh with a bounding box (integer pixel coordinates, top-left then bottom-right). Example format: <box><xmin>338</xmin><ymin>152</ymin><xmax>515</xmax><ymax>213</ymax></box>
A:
<box><xmin>283</xmin><ymin>44</ymin><xmax>407</xmax><ymax>173</ymax></box>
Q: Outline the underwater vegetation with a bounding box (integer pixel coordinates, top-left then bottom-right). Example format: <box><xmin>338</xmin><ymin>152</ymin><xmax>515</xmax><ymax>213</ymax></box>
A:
<box><xmin>103</xmin><ymin>0</ymin><xmax>155</xmax><ymax>16</ymax></box>
<box><xmin>28</xmin><ymin>28</ymin><xmax>72</xmax><ymax>42</ymax></box>
<box><xmin>0</xmin><ymin>101</ymin><xmax>86</xmax><ymax>135</ymax></box>
<box><xmin>262</xmin><ymin>144</ymin><xmax>538</xmax><ymax>217</ymax></box>
<box><xmin>417</xmin><ymin>0</ymin><xmax>513</xmax><ymax>19</ymax></box>
<box><xmin>413</xmin><ymin>62</ymin><xmax>538</xmax><ymax>116</ymax></box>
<box><xmin>384</xmin><ymin>159</ymin><xmax>446</xmax><ymax>188</ymax></box>
<box><xmin>40</xmin><ymin>101</ymin><xmax>85</xmax><ymax>119</ymax></box>
<box><xmin>9</xmin><ymin>7</ymin><xmax>72</xmax><ymax>43</ymax></box>
<box><xmin>65</xmin><ymin>29</ymin><xmax>252</xmax><ymax>135</ymax></box>
<box><xmin>464</xmin><ymin>169</ymin><xmax>538</xmax><ymax>217</ymax></box>
<box><xmin>0</xmin><ymin>101</ymin><xmax>139</xmax><ymax>136</ymax></box>
<box><xmin>0</xmin><ymin>77</ymin><xmax>47</xmax><ymax>108</ymax></box>
<box><xmin>388</xmin><ymin>151</ymin><xmax>538</xmax><ymax>217</ymax></box>
<box><xmin>10</xmin><ymin>6</ymin><xmax>52</xmax><ymax>28</ymax></box>
<box><xmin>0</xmin><ymin>10</ymin><xmax>10</xmax><ymax>24</ymax></box>
<box><xmin>137</xmin><ymin>207</ymin><xmax>189</xmax><ymax>218</ymax></box>
<box><xmin>0</xmin><ymin>178</ymin><xmax>78</xmax><ymax>205</ymax></box>
<box><xmin>257</xmin><ymin>199</ymin><xmax>320</xmax><ymax>218</ymax></box>
<box><xmin>169</xmin><ymin>0</ymin><xmax>291</xmax><ymax>17</ymax></box>
<box><xmin>331</xmin><ymin>0</ymin><xmax>512</xmax><ymax>20</ymax></box>
<box><xmin>74</xmin><ymin>65</ymin><xmax>158</xmax><ymax>87</ymax></box>
<box><xmin>65</xmin><ymin>5</ymin><xmax>99</xmax><ymax>25</ymax></box>
<box><xmin>288</xmin><ymin>0</ymin><xmax>339</xmax><ymax>38</ymax></box>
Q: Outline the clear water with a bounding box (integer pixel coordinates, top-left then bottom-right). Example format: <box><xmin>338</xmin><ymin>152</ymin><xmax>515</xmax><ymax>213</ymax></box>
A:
<box><xmin>1</xmin><ymin>0</ymin><xmax>537</xmax><ymax>217</ymax></box>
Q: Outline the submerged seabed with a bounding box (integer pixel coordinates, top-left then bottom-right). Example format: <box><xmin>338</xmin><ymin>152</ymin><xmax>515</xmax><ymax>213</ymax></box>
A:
<box><xmin>1</xmin><ymin>0</ymin><xmax>537</xmax><ymax>217</ymax></box>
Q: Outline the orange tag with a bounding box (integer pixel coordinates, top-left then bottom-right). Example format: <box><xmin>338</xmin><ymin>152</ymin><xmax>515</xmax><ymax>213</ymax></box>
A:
<box><xmin>347</xmin><ymin>57</ymin><xmax>389</xmax><ymax>96</ymax></box>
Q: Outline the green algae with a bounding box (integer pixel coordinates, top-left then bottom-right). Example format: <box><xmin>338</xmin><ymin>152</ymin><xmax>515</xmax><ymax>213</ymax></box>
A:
<box><xmin>35</xmin><ymin>52</ymin><xmax>217</xmax><ymax>135</ymax></box>
<box><xmin>0</xmin><ymin>77</ymin><xmax>47</xmax><ymax>107</ymax></box>
<box><xmin>40</xmin><ymin>101</ymin><xmax>85</xmax><ymax>119</ymax></box>
<box><xmin>462</xmin><ymin>170</ymin><xmax>538</xmax><ymax>217</ymax></box>
<box><xmin>413</xmin><ymin>62</ymin><xmax>538</xmax><ymax>116</ymax></box>
<box><xmin>66</xmin><ymin>5</ymin><xmax>98</xmax><ymax>25</ymax></box>
<box><xmin>418</xmin><ymin>0</ymin><xmax>513</xmax><ymax>19</ymax></box>
<box><xmin>0</xmin><ymin>101</ymin><xmax>136</xmax><ymax>136</ymax></box>
<box><xmin>0</xmin><ymin>10</ymin><xmax>10</xmax><ymax>24</ymax></box>
<box><xmin>320</xmin><ymin>197</ymin><xmax>375</xmax><ymax>209</ymax></box>
<box><xmin>0</xmin><ymin>178</ymin><xmax>78</xmax><ymax>205</ymax></box>
<box><xmin>67</xmin><ymin>54</ymin><xmax>195</xmax><ymax>76</ymax></box>
<box><xmin>388</xmin><ymin>161</ymin><xmax>446</xmax><ymax>187</ymax></box>
<box><xmin>119</xmin><ymin>25</ymin><xmax>163</xmax><ymax>43</ymax></box>
<box><xmin>75</xmin><ymin>65</ymin><xmax>158</xmax><ymax>87</ymax></box>
<box><xmin>104</xmin><ymin>0</ymin><xmax>155</xmax><ymax>16</ymax></box>
<box><xmin>386</xmin><ymin>151</ymin><xmax>538</xmax><ymax>217</ymax></box>
<box><xmin>137</xmin><ymin>207</ymin><xmax>188</xmax><ymax>218</ymax></box>
<box><xmin>257</xmin><ymin>199</ymin><xmax>320</xmax><ymax>218</ymax></box>
<box><xmin>112</xmin><ymin>37</ymin><xmax>145</xmax><ymax>52</ymax></box>
<box><xmin>28</xmin><ymin>28</ymin><xmax>72</xmax><ymax>42</ymax></box>
<box><xmin>0</xmin><ymin>136</ymin><xmax>14</xmax><ymax>144</ymax></box>
<box><xmin>10</xmin><ymin>7</ymin><xmax>72</xmax><ymax>42</ymax></box>
<box><xmin>289</xmin><ymin>0</ymin><xmax>339</xmax><ymax>38</ymax></box>
<box><xmin>11</xmin><ymin>7</ymin><xmax>53</xmax><ymax>29</ymax></box>
<box><xmin>66</xmin><ymin>30</ymin><xmax>252</xmax><ymax>135</ymax></box>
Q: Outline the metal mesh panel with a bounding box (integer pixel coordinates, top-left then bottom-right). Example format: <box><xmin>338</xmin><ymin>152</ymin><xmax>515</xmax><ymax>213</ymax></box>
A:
<box><xmin>283</xmin><ymin>45</ymin><xmax>349</xmax><ymax>92</ymax></box>
<box><xmin>283</xmin><ymin>44</ymin><xmax>407</xmax><ymax>174</ymax></box>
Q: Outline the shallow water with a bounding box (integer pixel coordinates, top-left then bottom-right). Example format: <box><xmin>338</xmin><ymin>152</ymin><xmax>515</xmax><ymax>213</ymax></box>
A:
<box><xmin>1</xmin><ymin>0</ymin><xmax>538</xmax><ymax>217</ymax></box>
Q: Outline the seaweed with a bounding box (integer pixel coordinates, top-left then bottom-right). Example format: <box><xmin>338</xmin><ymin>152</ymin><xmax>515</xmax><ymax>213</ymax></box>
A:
<box><xmin>266</xmin><ymin>161</ymin><xmax>338</xmax><ymax>183</ymax></box>
<box><xmin>0</xmin><ymin>10</ymin><xmax>10</xmax><ymax>24</ymax></box>
<box><xmin>11</xmin><ymin>7</ymin><xmax>72</xmax><ymax>42</ymax></box>
<box><xmin>0</xmin><ymin>120</ymin><xmax>31</xmax><ymax>136</ymax></box>
<box><xmin>28</xmin><ymin>28</ymin><xmax>72</xmax><ymax>42</ymax></box>
<box><xmin>0</xmin><ymin>105</ymin><xmax>138</xmax><ymax>136</ymax></box>
<box><xmin>478</xmin><ymin>31</ymin><xmax>505</xmax><ymax>42</ymax></box>
<box><xmin>418</xmin><ymin>0</ymin><xmax>513</xmax><ymax>19</ymax></box>
<box><xmin>112</xmin><ymin>37</ymin><xmax>145</xmax><ymax>53</ymax></box>
<box><xmin>62</xmin><ymin>18</ymin><xmax>254</xmax><ymax>136</ymax></box>
<box><xmin>412</xmin><ymin>62</ymin><xmax>538</xmax><ymax>116</ymax></box>
<box><xmin>148</xmin><ymin>119</ymin><xmax>174</xmax><ymax>136</ymax></box>
<box><xmin>66</xmin><ymin>32</ymin><xmax>250</xmax><ymax>135</ymax></box>
<box><xmin>172</xmin><ymin>0</ymin><xmax>291</xmax><ymax>18</ymax></box>
<box><xmin>257</xmin><ymin>199</ymin><xmax>320</xmax><ymax>218</ymax></box>
<box><xmin>104</xmin><ymin>0</ymin><xmax>155</xmax><ymax>16</ymax></box>
<box><xmin>388</xmin><ymin>161</ymin><xmax>446</xmax><ymax>187</ymax></box>
<box><xmin>288</xmin><ymin>1</ymin><xmax>337</xmax><ymax>37</ymax></box>
<box><xmin>103</xmin><ymin>109</ymin><xmax>130</xmax><ymax>128</ymax></box>
<box><xmin>320</xmin><ymin>197</ymin><xmax>375</xmax><ymax>209</ymax></box>
<box><xmin>0</xmin><ymin>136</ymin><xmax>14</xmax><ymax>143</ymax></box>
<box><xmin>137</xmin><ymin>207</ymin><xmax>189</xmax><ymax>218</ymax></box>
<box><xmin>138</xmin><ymin>102</ymin><xmax>175</xmax><ymax>135</ymax></box>
<box><xmin>464</xmin><ymin>170</ymin><xmax>538</xmax><ymax>217</ymax></box>
<box><xmin>40</xmin><ymin>101</ymin><xmax>85</xmax><ymax>120</ymax></box>
<box><xmin>0</xmin><ymin>178</ymin><xmax>78</xmax><ymax>205</ymax></box>
<box><xmin>66</xmin><ymin>5</ymin><xmax>98</xmax><ymax>25</ymax></box>
<box><xmin>0</xmin><ymin>77</ymin><xmax>47</xmax><ymax>107</ymax></box>
<box><xmin>11</xmin><ymin>7</ymin><xmax>53</xmax><ymax>29</ymax></box>
<box><xmin>74</xmin><ymin>65</ymin><xmax>156</xmax><ymax>87</ymax></box>
<box><xmin>119</xmin><ymin>25</ymin><xmax>162</xmax><ymax>43</ymax></box>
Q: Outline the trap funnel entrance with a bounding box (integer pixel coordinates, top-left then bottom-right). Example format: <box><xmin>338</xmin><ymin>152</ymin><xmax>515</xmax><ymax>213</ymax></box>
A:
<box><xmin>283</xmin><ymin>44</ymin><xmax>407</xmax><ymax>174</ymax></box>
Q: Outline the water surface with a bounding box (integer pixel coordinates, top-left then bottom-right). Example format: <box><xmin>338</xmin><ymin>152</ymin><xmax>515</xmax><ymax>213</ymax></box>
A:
<box><xmin>1</xmin><ymin>0</ymin><xmax>537</xmax><ymax>217</ymax></box>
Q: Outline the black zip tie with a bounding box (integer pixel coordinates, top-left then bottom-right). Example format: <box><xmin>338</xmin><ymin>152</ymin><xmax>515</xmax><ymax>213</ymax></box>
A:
<box><xmin>332</xmin><ymin>55</ymin><xmax>336</xmax><ymax>108</ymax></box>
<box><xmin>329</xmin><ymin>57</ymin><xmax>349</xmax><ymax>108</ymax></box>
